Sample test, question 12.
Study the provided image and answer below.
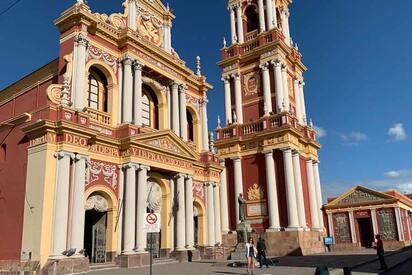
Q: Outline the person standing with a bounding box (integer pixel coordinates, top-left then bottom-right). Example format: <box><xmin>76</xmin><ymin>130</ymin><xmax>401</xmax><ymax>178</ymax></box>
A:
<box><xmin>257</xmin><ymin>237</ymin><xmax>269</xmax><ymax>268</ymax></box>
<box><xmin>238</xmin><ymin>193</ymin><xmax>246</xmax><ymax>222</ymax></box>
<box><xmin>245</xmin><ymin>237</ymin><xmax>257</xmax><ymax>275</ymax></box>
<box><xmin>375</xmin><ymin>234</ymin><xmax>387</xmax><ymax>270</ymax></box>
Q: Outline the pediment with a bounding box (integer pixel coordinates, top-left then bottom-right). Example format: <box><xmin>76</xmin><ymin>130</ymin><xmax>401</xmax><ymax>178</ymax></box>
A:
<box><xmin>329</xmin><ymin>186</ymin><xmax>395</xmax><ymax>206</ymax></box>
<box><xmin>132</xmin><ymin>130</ymin><xmax>198</xmax><ymax>160</ymax></box>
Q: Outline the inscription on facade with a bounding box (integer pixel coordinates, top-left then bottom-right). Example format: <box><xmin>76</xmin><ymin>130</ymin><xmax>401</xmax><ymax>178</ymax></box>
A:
<box><xmin>123</xmin><ymin>148</ymin><xmax>193</xmax><ymax>170</ymax></box>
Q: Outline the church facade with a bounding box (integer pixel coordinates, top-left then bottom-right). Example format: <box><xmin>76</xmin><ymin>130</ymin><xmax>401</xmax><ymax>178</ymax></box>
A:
<box><xmin>324</xmin><ymin>186</ymin><xmax>412</xmax><ymax>251</ymax></box>
<box><xmin>215</xmin><ymin>0</ymin><xmax>326</xmax><ymax>256</ymax></box>
<box><xmin>0</xmin><ymin>0</ymin><xmax>224</xmax><ymax>273</ymax></box>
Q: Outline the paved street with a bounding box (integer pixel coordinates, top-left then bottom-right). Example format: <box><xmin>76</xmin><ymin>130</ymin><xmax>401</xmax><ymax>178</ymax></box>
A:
<box><xmin>84</xmin><ymin>248</ymin><xmax>412</xmax><ymax>275</ymax></box>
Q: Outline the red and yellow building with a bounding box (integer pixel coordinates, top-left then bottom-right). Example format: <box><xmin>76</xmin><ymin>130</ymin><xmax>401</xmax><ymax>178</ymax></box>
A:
<box><xmin>215</xmin><ymin>0</ymin><xmax>325</xmax><ymax>256</ymax></box>
<box><xmin>0</xmin><ymin>0</ymin><xmax>224</xmax><ymax>273</ymax></box>
<box><xmin>324</xmin><ymin>186</ymin><xmax>412</xmax><ymax>251</ymax></box>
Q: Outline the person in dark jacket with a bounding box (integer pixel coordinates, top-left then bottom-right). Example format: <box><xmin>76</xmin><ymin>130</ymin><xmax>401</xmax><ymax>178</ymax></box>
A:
<box><xmin>257</xmin><ymin>237</ymin><xmax>269</xmax><ymax>268</ymax></box>
<box><xmin>375</xmin><ymin>234</ymin><xmax>387</xmax><ymax>270</ymax></box>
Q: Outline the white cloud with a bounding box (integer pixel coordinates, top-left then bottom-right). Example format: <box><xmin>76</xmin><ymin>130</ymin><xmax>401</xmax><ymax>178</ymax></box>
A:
<box><xmin>388</xmin><ymin>123</ymin><xmax>407</xmax><ymax>142</ymax></box>
<box><xmin>397</xmin><ymin>183</ymin><xmax>412</xmax><ymax>194</ymax></box>
<box><xmin>385</xmin><ymin>171</ymin><xmax>402</xmax><ymax>178</ymax></box>
<box><xmin>314</xmin><ymin>126</ymin><xmax>327</xmax><ymax>138</ymax></box>
<box><xmin>384</xmin><ymin>169</ymin><xmax>412</xmax><ymax>179</ymax></box>
<box><xmin>340</xmin><ymin>131</ymin><xmax>368</xmax><ymax>146</ymax></box>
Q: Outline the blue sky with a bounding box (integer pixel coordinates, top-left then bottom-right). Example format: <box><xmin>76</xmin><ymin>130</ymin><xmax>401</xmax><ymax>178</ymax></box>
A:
<box><xmin>1</xmin><ymin>0</ymin><xmax>412</xmax><ymax>200</ymax></box>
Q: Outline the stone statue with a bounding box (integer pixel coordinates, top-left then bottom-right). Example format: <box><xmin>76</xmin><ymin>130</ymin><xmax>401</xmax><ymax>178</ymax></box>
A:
<box><xmin>238</xmin><ymin>193</ymin><xmax>246</xmax><ymax>222</ymax></box>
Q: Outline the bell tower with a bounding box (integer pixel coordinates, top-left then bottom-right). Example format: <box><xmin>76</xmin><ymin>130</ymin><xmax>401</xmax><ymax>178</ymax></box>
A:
<box><xmin>216</xmin><ymin>0</ymin><xmax>326</xmax><ymax>256</ymax></box>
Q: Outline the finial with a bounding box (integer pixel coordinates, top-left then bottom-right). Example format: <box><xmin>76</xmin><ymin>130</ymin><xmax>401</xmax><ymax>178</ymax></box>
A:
<box><xmin>263</xmin><ymin>102</ymin><xmax>269</xmax><ymax>116</ymax></box>
<box><xmin>309</xmin><ymin>119</ymin><xmax>314</xmax><ymax>128</ymax></box>
<box><xmin>294</xmin><ymin>43</ymin><xmax>299</xmax><ymax>50</ymax></box>
<box><xmin>209</xmin><ymin>132</ymin><xmax>217</xmax><ymax>154</ymax></box>
<box><xmin>217</xmin><ymin>116</ymin><xmax>222</xmax><ymax>129</ymax></box>
<box><xmin>77</xmin><ymin>0</ymin><xmax>85</xmax><ymax>3</ymax></box>
<box><xmin>166</xmin><ymin>3</ymin><xmax>170</xmax><ymax>11</ymax></box>
<box><xmin>196</xmin><ymin>56</ymin><xmax>201</xmax><ymax>76</ymax></box>
<box><xmin>223</xmin><ymin>37</ymin><xmax>227</xmax><ymax>48</ymax></box>
<box><xmin>282</xmin><ymin>100</ymin><xmax>286</xmax><ymax>112</ymax></box>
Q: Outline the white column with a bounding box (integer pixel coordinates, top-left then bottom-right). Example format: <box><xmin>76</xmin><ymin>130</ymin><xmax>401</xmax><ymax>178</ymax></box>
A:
<box><xmin>348</xmin><ymin>211</ymin><xmax>357</xmax><ymax>243</ymax></box>
<box><xmin>313</xmin><ymin>161</ymin><xmax>324</xmax><ymax>230</ymax></box>
<box><xmin>327</xmin><ymin>213</ymin><xmax>335</xmax><ymax>240</ymax></box>
<box><xmin>214</xmin><ymin>183</ymin><xmax>222</xmax><ymax>244</ymax></box>
<box><xmin>284</xmin><ymin>8</ymin><xmax>291</xmax><ymax>45</ymax></box>
<box><xmin>72</xmin><ymin>34</ymin><xmax>89</xmax><ymax>110</ymax></box>
<box><xmin>70</xmin><ymin>154</ymin><xmax>89</xmax><ymax>253</ymax></box>
<box><xmin>371</xmin><ymin>209</ymin><xmax>379</xmax><ymax>237</ymax></box>
<box><xmin>299</xmin><ymin>81</ymin><xmax>307</xmax><ymax>124</ymax></box>
<box><xmin>233</xmin><ymin>73</ymin><xmax>243</xmax><ymax>124</ymax></box>
<box><xmin>233</xmin><ymin>157</ymin><xmax>244</xmax><ymax>224</ymax></box>
<box><xmin>117</xmin><ymin>165</ymin><xmax>125</xmax><ymax>254</ymax></box>
<box><xmin>185</xmin><ymin>175</ymin><xmax>195</xmax><ymax>249</ymax></box>
<box><xmin>283</xmin><ymin>148</ymin><xmax>300</xmax><ymax>229</ymax></box>
<box><xmin>179</xmin><ymin>85</ymin><xmax>188</xmax><ymax>141</ymax></box>
<box><xmin>169</xmin><ymin>178</ymin><xmax>175</xmax><ymax>250</ymax></box>
<box><xmin>306</xmin><ymin>159</ymin><xmax>320</xmax><ymax>230</ymax></box>
<box><xmin>222</xmin><ymin>76</ymin><xmax>232</xmax><ymax>125</ymax></box>
<box><xmin>127</xmin><ymin>0</ymin><xmax>137</xmax><ymax>31</ymax></box>
<box><xmin>201</xmin><ymin>98</ymin><xmax>209</xmax><ymax>151</ymax></box>
<box><xmin>122</xmin><ymin>56</ymin><xmax>134</xmax><ymax>123</ymax></box>
<box><xmin>260</xmin><ymin>63</ymin><xmax>272</xmax><ymax>116</ymax></box>
<box><xmin>281</xmin><ymin>64</ymin><xmax>290</xmax><ymax>112</ymax></box>
<box><xmin>219</xmin><ymin>160</ymin><xmax>230</xmax><ymax>233</ymax></box>
<box><xmin>171</xmin><ymin>82</ymin><xmax>180</xmax><ymax>135</ymax></box>
<box><xmin>117</xmin><ymin>61</ymin><xmax>123</xmax><ymax>124</ymax></box>
<box><xmin>292</xmin><ymin>151</ymin><xmax>307</xmax><ymax>229</ymax></box>
<box><xmin>133</xmin><ymin>61</ymin><xmax>143</xmax><ymax>127</ymax></box>
<box><xmin>229</xmin><ymin>5</ymin><xmax>237</xmax><ymax>44</ymax></box>
<box><xmin>266</xmin><ymin>0</ymin><xmax>275</xmax><ymax>30</ymax></box>
<box><xmin>51</xmin><ymin>151</ymin><xmax>74</xmax><ymax>257</ymax></box>
<box><xmin>271</xmin><ymin>60</ymin><xmax>284</xmax><ymax>112</ymax></box>
<box><xmin>257</xmin><ymin>0</ymin><xmax>266</xmax><ymax>32</ymax></box>
<box><xmin>166</xmin><ymin>87</ymin><xmax>171</xmax><ymax>129</ymax></box>
<box><xmin>294</xmin><ymin>79</ymin><xmax>302</xmax><ymax>123</ymax></box>
<box><xmin>164</xmin><ymin>22</ymin><xmax>172</xmax><ymax>53</ymax></box>
<box><xmin>235</xmin><ymin>4</ymin><xmax>244</xmax><ymax>44</ymax></box>
<box><xmin>175</xmin><ymin>173</ymin><xmax>186</xmax><ymax>250</ymax></box>
<box><xmin>136</xmin><ymin>165</ymin><xmax>150</xmax><ymax>252</ymax></box>
<box><xmin>206</xmin><ymin>183</ymin><xmax>216</xmax><ymax>246</ymax></box>
<box><xmin>264</xmin><ymin>151</ymin><xmax>280</xmax><ymax>231</ymax></box>
<box><xmin>395</xmin><ymin>207</ymin><xmax>405</xmax><ymax>241</ymax></box>
<box><xmin>123</xmin><ymin>163</ymin><xmax>138</xmax><ymax>254</ymax></box>
<box><xmin>272</xmin><ymin>0</ymin><xmax>278</xmax><ymax>28</ymax></box>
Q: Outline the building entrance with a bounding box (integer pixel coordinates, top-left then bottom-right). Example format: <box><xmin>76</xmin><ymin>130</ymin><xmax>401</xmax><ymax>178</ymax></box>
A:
<box><xmin>84</xmin><ymin>209</ymin><xmax>107</xmax><ymax>263</ymax></box>
<box><xmin>357</xmin><ymin>217</ymin><xmax>373</xmax><ymax>247</ymax></box>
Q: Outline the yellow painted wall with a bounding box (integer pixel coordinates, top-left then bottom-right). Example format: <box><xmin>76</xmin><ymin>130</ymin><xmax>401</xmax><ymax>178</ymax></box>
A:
<box><xmin>21</xmin><ymin>144</ymin><xmax>57</xmax><ymax>265</ymax></box>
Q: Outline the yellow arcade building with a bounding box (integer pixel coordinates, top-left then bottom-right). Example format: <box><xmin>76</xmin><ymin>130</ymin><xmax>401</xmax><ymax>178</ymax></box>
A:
<box><xmin>0</xmin><ymin>0</ymin><xmax>225</xmax><ymax>273</ymax></box>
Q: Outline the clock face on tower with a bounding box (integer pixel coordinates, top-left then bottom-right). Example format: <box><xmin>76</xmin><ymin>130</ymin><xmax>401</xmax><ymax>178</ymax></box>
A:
<box><xmin>137</xmin><ymin>14</ymin><xmax>163</xmax><ymax>47</ymax></box>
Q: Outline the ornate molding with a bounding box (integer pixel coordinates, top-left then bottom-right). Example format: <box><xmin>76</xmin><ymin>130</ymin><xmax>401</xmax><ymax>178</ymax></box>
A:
<box><xmin>85</xmin><ymin>194</ymin><xmax>109</xmax><ymax>212</ymax></box>
<box><xmin>243</xmin><ymin>71</ymin><xmax>260</xmax><ymax>96</ymax></box>
<box><xmin>247</xmin><ymin>184</ymin><xmax>264</xmax><ymax>201</ymax></box>
<box><xmin>88</xmin><ymin>45</ymin><xmax>119</xmax><ymax>73</ymax></box>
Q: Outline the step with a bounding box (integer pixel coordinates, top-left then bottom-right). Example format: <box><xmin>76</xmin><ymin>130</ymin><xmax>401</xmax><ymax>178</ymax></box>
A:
<box><xmin>89</xmin><ymin>262</ymin><xmax>118</xmax><ymax>271</ymax></box>
<box><xmin>153</xmin><ymin>258</ymin><xmax>179</xmax><ymax>265</ymax></box>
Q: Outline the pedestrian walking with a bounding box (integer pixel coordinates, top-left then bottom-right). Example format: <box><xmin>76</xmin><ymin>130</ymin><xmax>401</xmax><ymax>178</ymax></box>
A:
<box><xmin>257</xmin><ymin>237</ymin><xmax>269</xmax><ymax>268</ymax></box>
<box><xmin>374</xmin><ymin>234</ymin><xmax>387</xmax><ymax>270</ymax></box>
<box><xmin>245</xmin><ymin>237</ymin><xmax>257</xmax><ymax>275</ymax></box>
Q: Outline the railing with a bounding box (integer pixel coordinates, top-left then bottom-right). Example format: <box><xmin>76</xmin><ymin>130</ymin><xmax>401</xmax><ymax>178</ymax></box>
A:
<box><xmin>85</xmin><ymin>108</ymin><xmax>111</xmax><ymax>126</ymax></box>
<box><xmin>216</xmin><ymin>112</ymin><xmax>317</xmax><ymax>142</ymax></box>
<box><xmin>245</xmin><ymin>30</ymin><xmax>258</xmax><ymax>41</ymax></box>
<box><xmin>221</xmin><ymin>28</ymin><xmax>286</xmax><ymax>60</ymax></box>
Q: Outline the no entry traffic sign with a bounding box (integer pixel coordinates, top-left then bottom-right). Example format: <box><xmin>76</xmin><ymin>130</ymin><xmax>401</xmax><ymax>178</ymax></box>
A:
<box><xmin>144</xmin><ymin>212</ymin><xmax>161</xmax><ymax>233</ymax></box>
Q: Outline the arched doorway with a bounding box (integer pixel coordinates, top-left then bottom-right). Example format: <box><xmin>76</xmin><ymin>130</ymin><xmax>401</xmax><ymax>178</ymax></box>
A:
<box><xmin>84</xmin><ymin>194</ymin><xmax>109</xmax><ymax>263</ymax></box>
<box><xmin>193</xmin><ymin>200</ymin><xmax>206</xmax><ymax>247</ymax></box>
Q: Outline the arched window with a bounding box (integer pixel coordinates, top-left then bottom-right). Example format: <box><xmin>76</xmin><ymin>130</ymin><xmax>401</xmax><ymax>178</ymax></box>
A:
<box><xmin>0</xmin><ymin>144</ymin><xmax>6</xmax><ymax>162</ymax></box>
<box><xmin>88</xmin><ymin>67</ymin><xmax>108</xmax><ymax>112</ymax></box>
<box><xmin>245</xmin><ymin>5</ymin><xmax>259</xmax><ymax>33</ymax></box>
<box><xmin>141</xmin><ymin>85</ymin><xmax>159</xmax><ymax>129</ymax></box>
<box><xmin>187</xmin><ymin>110</ymin><xmax>194</xmax><ymax>142</ymax></box>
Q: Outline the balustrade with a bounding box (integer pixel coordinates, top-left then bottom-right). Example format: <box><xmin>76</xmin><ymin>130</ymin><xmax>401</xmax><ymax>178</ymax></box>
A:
<box><xmin>85</xmin><ymin>108</ymin><xmax>111</xmax><ymax>126</ymax></box>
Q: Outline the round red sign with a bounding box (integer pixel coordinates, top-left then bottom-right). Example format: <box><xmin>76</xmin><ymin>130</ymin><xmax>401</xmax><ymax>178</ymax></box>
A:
<box><xmin>146</xmin><ymin>213</ymin><xmax>158</xmax><ymax>225</ymax></box>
